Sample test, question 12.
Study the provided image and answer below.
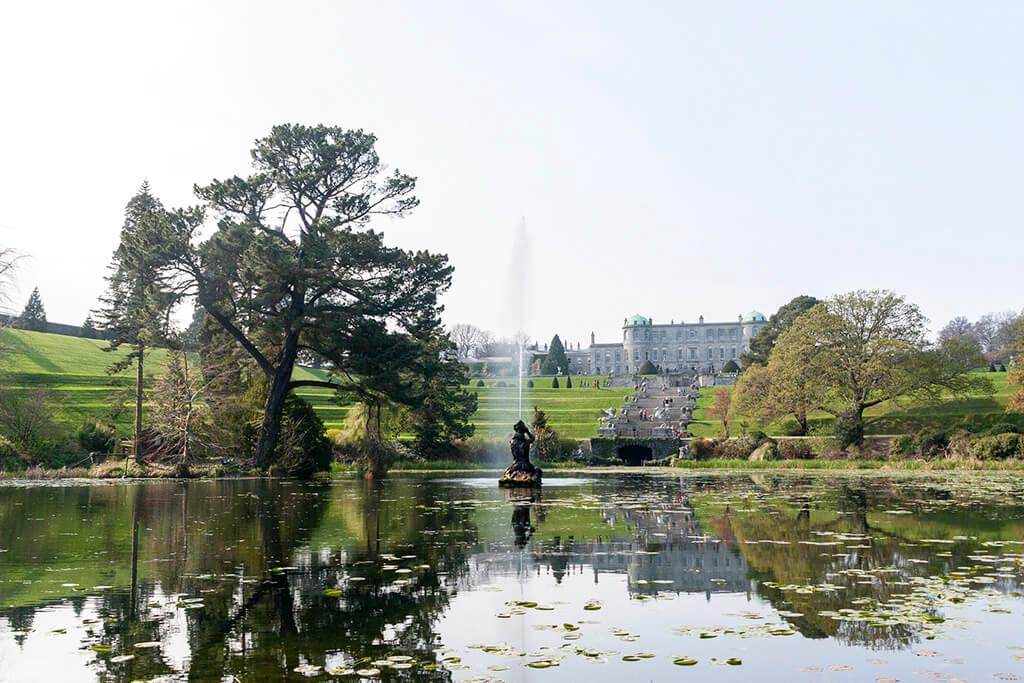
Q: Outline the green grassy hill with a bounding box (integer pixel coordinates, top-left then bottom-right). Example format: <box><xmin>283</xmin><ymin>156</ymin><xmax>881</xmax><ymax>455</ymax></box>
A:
<box><xmin>2</xmin><ymin>329</ymin><xmax>1016</xmax><ymax>442</ymax></box>
<box><xmin>0</xmin><ymin>328</ymin><xmax>345</xmax><ymax>431</ymax></box>
<box><xmin>0</xmin><ymin>330</ymin><xmax>613</xmax><ymax>439</ymax></box>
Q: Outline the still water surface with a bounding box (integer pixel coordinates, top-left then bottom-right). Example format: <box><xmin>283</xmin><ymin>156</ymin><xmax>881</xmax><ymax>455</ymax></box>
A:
<box><xmin>2</xmin><ymin>472</ymin><xmax>1024</xmax><ymax>682</ymax></box>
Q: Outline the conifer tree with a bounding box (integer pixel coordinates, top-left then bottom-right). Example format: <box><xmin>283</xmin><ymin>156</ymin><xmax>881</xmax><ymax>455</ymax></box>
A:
<box><xmin>17</xmin><ymin>287</ymin><xmax>47</xmax><ymax>332</ymax></box>
<box><xmin>80</xmin><ymin>315</ymin><xmax>99</xmax><ymax>339</ymax></box>
<box><xmin>96</xmin><ymin>182</ymin><xmax>171</xmax><ymax>462</ymax></box>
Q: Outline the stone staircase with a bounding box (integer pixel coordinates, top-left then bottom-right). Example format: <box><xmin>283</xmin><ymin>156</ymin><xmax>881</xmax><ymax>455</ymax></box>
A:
<box><xmin>600</xmin><ymin>374</ymin><xmax>699</xmax><ymax>439</ymax></box>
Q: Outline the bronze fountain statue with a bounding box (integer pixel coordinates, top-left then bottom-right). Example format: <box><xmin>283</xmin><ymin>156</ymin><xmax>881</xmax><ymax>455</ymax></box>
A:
<box><xmin>498</xmin><ymin>420</ymin><xmax>542</xmax><ymax>487</ymax></box>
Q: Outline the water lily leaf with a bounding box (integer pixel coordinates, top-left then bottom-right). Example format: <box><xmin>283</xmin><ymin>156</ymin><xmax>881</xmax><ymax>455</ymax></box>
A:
<box><xmin>673</xmin><ymin>657</ymin><xmax>698</xmax><ymax>666</ymax></box>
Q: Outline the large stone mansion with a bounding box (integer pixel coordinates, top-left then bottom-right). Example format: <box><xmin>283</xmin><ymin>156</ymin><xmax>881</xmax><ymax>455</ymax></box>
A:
<box><xmin>564</xmin><ymin>311</ymin><xmax>768</xmax><ymax>376</ymax></box>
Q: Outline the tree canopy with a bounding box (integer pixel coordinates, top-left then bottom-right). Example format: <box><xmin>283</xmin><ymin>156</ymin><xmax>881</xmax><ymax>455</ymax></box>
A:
<box><xmin>740</xmin><ymin>294</ymin><xmax>818</xmax><ymax>367</ymax></box>
<box><xmin>1008</xmin><ymin>317</ymin><xmax>1024</xmax><ymax>413</ymax></box>
<box><xmin>146</xmin><ymin>124</ymin><xmax>468</xmax><ymax>471</ymax></box>
<box><xmin>751</xmin><ymin>290</ymin><xmax>992</xmax><ymax>444</ymax></box>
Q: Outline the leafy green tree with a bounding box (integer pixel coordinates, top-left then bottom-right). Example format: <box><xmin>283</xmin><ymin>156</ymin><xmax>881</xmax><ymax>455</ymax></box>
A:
<box><xmin>740</xmin><ymin>295</ymin><xmax>818</xmax><ymax>367</ymax></box>
<box><xmin>146</xmin><ymin>124</ymin><xmax>458</xmax><ymax>471</ymax></box>
<box><xmin>770</xmin><ymin>290</ymin><xmax>992</xmax><ymax>445</ymax></box>
<box><xmin>95</xmin><ymin>183</ymin><xmax>172</xmax><ymax>461</ymax></box>
<box><xmin>17</xmin><ymin>287</ymin><xmax>47</xmax><ymax>332</ymax></box>
<box><xmin>733</xmin><ymin>339</ymin><xmax>825</xmax><ymax>436</ymax></box>
<box><xmin>1008</xmin><ymin>318</ymin><xmax>1024</xmax><ymax>413</ymax></box>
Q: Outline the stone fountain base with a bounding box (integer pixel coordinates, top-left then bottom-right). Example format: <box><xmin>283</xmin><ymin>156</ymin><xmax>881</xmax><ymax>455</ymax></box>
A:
<box><xmin>498</xmin><ymin>466</ymin><xmax>542</xmax><ymax>488</ymax></box>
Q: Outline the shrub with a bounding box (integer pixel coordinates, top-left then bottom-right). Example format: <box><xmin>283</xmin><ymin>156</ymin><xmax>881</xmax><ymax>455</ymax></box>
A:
<box><xmin>745</xmin><ymin>430</ymin><xmax>768</xmax><ymax>446</ymax></box>
<box><xmin>527</xmin><ymin>379</ymin><xmax>534</xmax><ymax>388</ymax></box>
<box><xmin>989</xmin><ymin>363</ymin><xmax>997</xmax><ymax>372</ymax></box>
<box><xmin>536</xmin><ymin>437</ymin><xmax>577</xmax><ymax>462</ymax></box>
<box><xmin>778</xmin><ymin>440</ymin><xmax>814</xmax><ymax>460</ymax></box>
<box><xmin>0</xmin><ymin>435</ymin><xmax>22</xmax><ymax>471</ymax></box>
<box><xmin>970</xmin><ymin>433</ymin><xmax>1023</xmax><ymax>460</ymax></box>
<box><xmin>638</xmin><ymin>360</ymin><xmax>658</xmax><ymax>375</ymax></box>
<box><xmin>714</xmin><ymin>434</ymin><xmax>758</xmax><ymax>459</ymax></box>
<box><xmin>495</xmin><ymin>380</ymin><xmax>507</xmax><ymax>388</ymax></box>
<box><xmin>565</xmin><ymin>376</ymin><xmax>572</xmax><ymax>388</ymax></box>
<box><xmin>476</xmin><ymin>379</ymin><xmax>485</xmax><ymax>387</ymax></box>
<box><xmin>888</xmin><ymin>435</ymin><xmax>916</xmax><ymax>459</ymax></box>
<box><xmin>721</xmin><ymin>360</ymin><xmax>739</xmax><ymax>373</ymax></box>
<box><xmin>551</xmin><ymin>377</ymin><xmax>559</xmax><ymax>388</ymax></box>
<box><xmin>914</xmin><ymin>428</ymin><xmax>950</xmax><ymax>458</ymax></box>
<box><xmin>689</xmin><ymin>438</ymin><xmax>716</xmax><ymax>459</ymax></box>
<box><xmin>833</xmin><ymin>411</ymin><xmax>864</xmax><ymax>448</ymax></box>
<box><xmin>999</xmin><ymin>365</ymin><xmax>1007</xmax><ymax>372</ymax></box>
<box><xmin>983</xmin><ymin>422</ymin><xmax>1021</xmax><ymax>436</ymax></box>
<box><xmin>76</xmin><ymin>422</ymin><xmax>118</xmax><ymax>453</ymax></box>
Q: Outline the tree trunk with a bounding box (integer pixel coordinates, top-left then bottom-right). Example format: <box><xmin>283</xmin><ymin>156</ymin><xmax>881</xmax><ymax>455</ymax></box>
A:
<box><xmin>253</xmin><ymin>332</ymin><xmax>299</xmax><ymax>470</ymax></box>
<box><xmin>135</xmin><ymin>343</ymin><xmax>144</xmax><ymax>460</ymax></box>
<box><xmin>182</xmin><ymin>351</ymin><xmax>191</xmax><ymax>465</ymax></box>
<box><xmin>795</xmin><ymin>412</ymin><xmax>808</xmax><ymax>436</ymax></box>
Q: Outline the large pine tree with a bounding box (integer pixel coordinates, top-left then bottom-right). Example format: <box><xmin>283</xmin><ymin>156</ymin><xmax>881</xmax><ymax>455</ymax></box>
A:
<box><xmin>96</xmin><ymin>182</ymin><xmax>171</xmax><ymax>461</ymax></box>
<box><xmin>144</xmin><ymin>124</ymin><xmax>465</xmax><ymax>472</ymax></box>
<box><xmin>18</xmin><ymin>287</ymin><xmax>47</xmax><ymax>332</ymax></box>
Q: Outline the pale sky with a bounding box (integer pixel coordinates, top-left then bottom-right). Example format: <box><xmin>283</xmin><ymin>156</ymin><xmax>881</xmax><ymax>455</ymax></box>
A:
<box><xmin>1</xmin><ymin>1</ymin><xmax>1021</xmax><ymax>347</ymax></box>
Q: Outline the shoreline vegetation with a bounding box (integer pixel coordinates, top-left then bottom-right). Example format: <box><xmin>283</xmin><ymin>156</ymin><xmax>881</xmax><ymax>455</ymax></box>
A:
<box><xmin>7</xmin><ymin>457</ymin><xmax>1024</xmax><ymax>482</ymax></box>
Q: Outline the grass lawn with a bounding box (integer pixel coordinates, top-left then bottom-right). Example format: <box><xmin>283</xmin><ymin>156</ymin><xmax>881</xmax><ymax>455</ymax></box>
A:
<box><xmin>464</xmin><ymin>376</ymin><xmax>618</xmax><ymax>439</ymax></box>
<box><xmin>2</xmin><ymin>329</ymin><xmax>1018</xmax><ymax>441</ymax></box>
<box><xmin>0</xmin><ymin>328</ymin><xmax>346</xmax><ymax>431</ymax></box>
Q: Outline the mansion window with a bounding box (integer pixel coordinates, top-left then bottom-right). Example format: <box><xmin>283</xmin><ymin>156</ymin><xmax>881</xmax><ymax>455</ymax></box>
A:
<box><xmin>615</xmin><ymin>351</ymin><xmax>621</xmax><ymax>361</ymax></box>
<box><xmin>688</xmin><ymin>330</ymin><xmax>696</xmax><ymax>340</ymax></box>
<box><xmin>719</xmin><ymin>347</ymin><xmax>725</xmax><ymax>360</ymax></box>
<box><xmin>707</xmin><ymin>348</ymin><xmax>713</xmax><ymax>360</ymax></box>
<box><xmin>718</xmin><ymin>328</ymin><xmax>726</xmax><ymax>339</ymax></box>
<box><xmin>706</xmin><ymin>330</ymin><xmax>713</xmax><ymax>340</ymax></box>
<box><xmin>689</xmin><ymin>348</ymin><xmax>696</xmax><ymax>360</ymax></box>
<box><xmin>634</xmin><ymin>350</ymin><xmax>639</xmax><ymax>361</ymax></box>
<box><xmin>730</xmin><ymin>347</ymin><xmax>736</xmax><ymax>359</ymax></box>
<box><xmin>677</xmin><ymin>349</ymin><xmax>683</xmax><ymax>360</ymax></box>
<box><xmin>676</xmin><ymin>330</ymin><xmax>682</xmax><ymax>340</ymax></box>
<box><xmin>730</xmin><ymin>329</ymin><xmax>737</xmax><ymax>340</ymax></box>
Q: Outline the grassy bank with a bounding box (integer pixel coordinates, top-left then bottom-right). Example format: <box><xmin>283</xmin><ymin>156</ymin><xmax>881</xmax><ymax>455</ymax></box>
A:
<box><xmin>1</xmin><ymin>329</ymin><xmax>1018</xmax><ymax>443</ymax></box>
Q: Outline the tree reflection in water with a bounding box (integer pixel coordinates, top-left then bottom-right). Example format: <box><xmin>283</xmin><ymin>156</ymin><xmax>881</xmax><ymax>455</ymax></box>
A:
<box><xmin>3</xmin><ymin>473</ymin><xmax>1024</xmax><ymax>681</ymax></box>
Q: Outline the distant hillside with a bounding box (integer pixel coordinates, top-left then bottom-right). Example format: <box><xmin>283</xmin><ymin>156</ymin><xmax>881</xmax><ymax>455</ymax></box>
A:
<box><xmin>0</xmin><ymin>314</ymin><xmax>112</xmax><ymax>340</ymax></box>
<box><xmin>0</xmin><ymin>328</ymin><xmax>348</xmax><ymax>430</ymax></box>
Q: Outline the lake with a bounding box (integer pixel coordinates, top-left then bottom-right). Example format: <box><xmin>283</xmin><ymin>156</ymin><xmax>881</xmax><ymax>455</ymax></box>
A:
<box><xmin>2</xmin><ymin>472</ymin><xmax>1024</xmax><ymax>682</ymax></box>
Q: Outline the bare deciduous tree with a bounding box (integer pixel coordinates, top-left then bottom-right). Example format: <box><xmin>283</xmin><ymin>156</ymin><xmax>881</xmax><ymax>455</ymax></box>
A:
<box><xmin>449</xmin><ymin>323</ymin><xmax>490</xmax><ymax>360</ymax></box>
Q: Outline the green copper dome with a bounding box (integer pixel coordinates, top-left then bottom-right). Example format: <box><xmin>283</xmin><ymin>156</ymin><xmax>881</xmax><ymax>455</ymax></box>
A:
<box><xmin>625</xmin><ymin>314</ymin><xmax>651</xmax><ymax>326</ymax></box>
<box><xmin>743</xmin><ymin>311</ymin><xmax>767</xmax><ymax>323</ymax></box>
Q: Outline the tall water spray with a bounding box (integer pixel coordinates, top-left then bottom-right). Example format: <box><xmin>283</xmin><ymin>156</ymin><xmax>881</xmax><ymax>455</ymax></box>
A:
<box><xmin>511</xmin><ymin>220</ymin><xmax>528</xmax><ymax>422</ymax></box>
